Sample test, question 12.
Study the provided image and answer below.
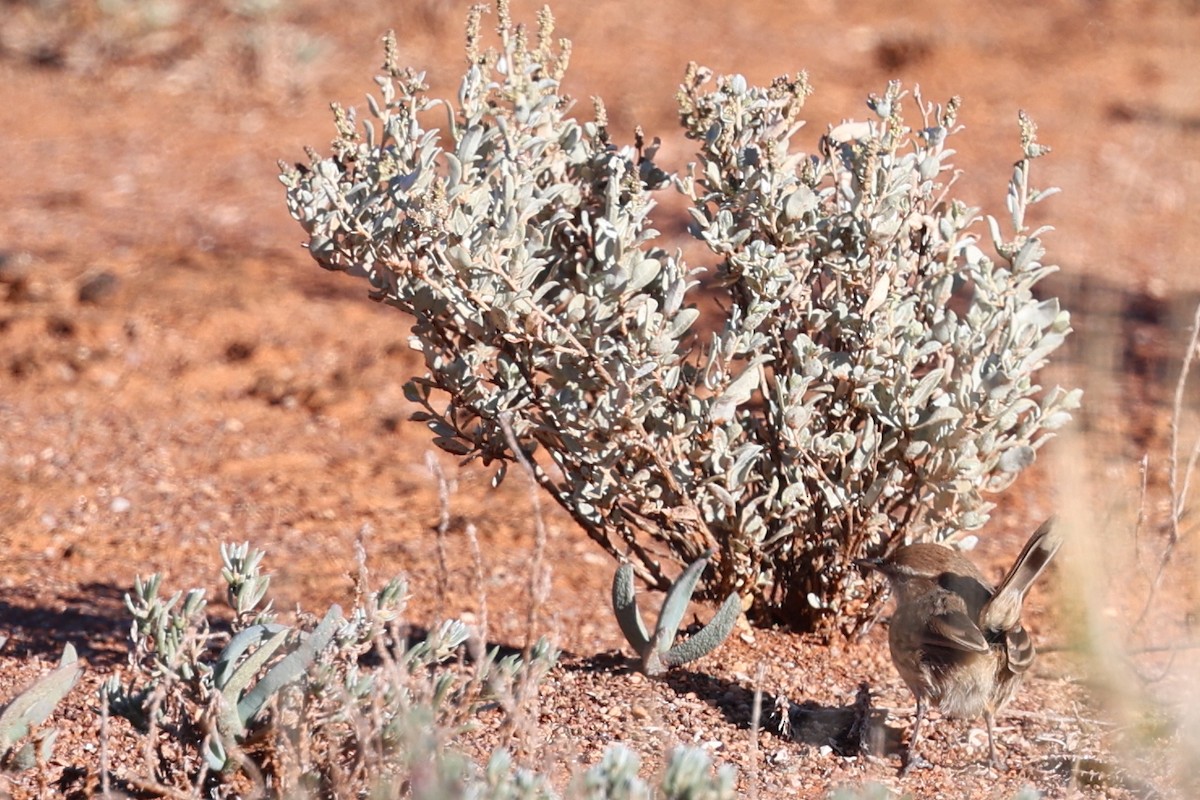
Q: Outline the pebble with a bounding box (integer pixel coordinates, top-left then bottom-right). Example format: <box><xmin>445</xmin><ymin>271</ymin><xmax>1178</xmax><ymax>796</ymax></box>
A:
<box><xmin>111</xmin><ymin>497</ymin><xmax>131</xmax><ymax>513</ymax></box>
<box><xmin>78</xmin><ymin>271</ymin><xmax>120</xmax><ymax>305</ymax></box>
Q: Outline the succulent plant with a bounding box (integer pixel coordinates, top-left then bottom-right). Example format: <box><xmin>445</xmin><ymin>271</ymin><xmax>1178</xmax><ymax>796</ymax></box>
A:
<box><xmin>105</xmin><ymin>543</ymin><xmax>346</xmax><ymax>774</ymax></box>
<box><xmin>466</xmin><ymin>743</ymin><xmax>736</xmax><ymax>799</ymax></box>
<box><xmin>659</xmin><ymin>746</ymin><xmax>736</xmax><ymax>800</ymax></box>
<box><xmin>0</xmin><ymin>643</ymin><xmax>81</xmax><ymax>764</ymax></box>
<box><xmin>213</xmin><ymin>605</ymin><xmax>342</xmax><ymax>738</ymax></box>
<box><xmin>612</xmin><ymin>552</ymin><xmax>741</xmax><ymax>676</ymax></box>
<box><xmin>106</xmin><ymin>540</ymin><xmax>563</xmax><ymax>793</ymax></box>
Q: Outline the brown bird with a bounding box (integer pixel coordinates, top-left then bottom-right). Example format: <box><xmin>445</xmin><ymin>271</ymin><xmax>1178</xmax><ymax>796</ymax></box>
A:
<box><xmin>858</xmin><ymin>519</ymin><xmax>1062</xmax><ymax>772</ymax></box>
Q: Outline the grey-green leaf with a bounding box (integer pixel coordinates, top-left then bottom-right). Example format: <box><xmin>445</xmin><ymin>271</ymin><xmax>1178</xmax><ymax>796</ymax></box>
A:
<box><xmin>654</xmin><ymin>552</ymin><xmax>713</xmax><ymax>647</ymax></box>
<box><xmin>611</xmin><ymin>563</ymin><xmax>651</xmax><ymax>654</ymax></box>
<box><xmin>0</xmin><ymin>644</ymin><xmax>82</xmax><ymax>756</ymax></box>
<box><xmin>236</xmin><ymin>604</ymin><xmax>342</xmax><ymax>729</ymax></box>
<box><xmin>661</xmin><ymin>591</ymin><xmax>742</xmax><ymax>668</ymax></box>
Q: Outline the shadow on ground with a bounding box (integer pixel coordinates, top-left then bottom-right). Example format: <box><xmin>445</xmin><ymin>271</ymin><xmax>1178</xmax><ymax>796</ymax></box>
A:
<box><xmin>0</xmin><ymin>582</ymin><xmax>131</xmax><ymax>666</ymax></box>
<box><xmin>567</xmin><ymin>648</ymin><xmax>903</xmax><ymax>759</ymax></box>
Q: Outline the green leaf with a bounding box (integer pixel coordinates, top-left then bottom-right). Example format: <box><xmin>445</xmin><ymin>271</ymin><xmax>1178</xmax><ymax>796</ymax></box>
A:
<box><xmin>997</xmin><ymin>445</ymin><xmax>1035</xmax><ymax>473</ymax></box>
<box><xmin>666</xmin><ymin>308</ymin><xmax>700</xmax><ymax>340</ymax></box>
<box><xmin>215</xmin><ymin>625</ymin><xmax>291</xmax><ymax>736</ymax></box>
<box><xmin>913</xmin><ymin>405</ymin><xmax>962</xmax><ymax>429</ymax></box>
<box><xmin>710</xmin><ymin>361</ymin><xmax>764</xmax><ymax>422</ymax></box>
<box><xmin>203</xmin><ymin>736</ymin><xmax>228</xmax><ymax>772</ymax></box>
<box><xmin>628</xmin><ymin>257</ymin><xmax>662</xmax><ymax>292</ymax></box>
<box><xmin>433</xmin><ymin>436</ymin><xmax>473</xmax><ymax>456</ymax></box>
<box><xmin>783</xmin><ymin>186</ymin><xmax>817</xmax><ymax>221</ymax></box>
<box><xmin>909</xmin><ymin>368</ymin><xmax>945</xmax><ymax>409</ymax></box>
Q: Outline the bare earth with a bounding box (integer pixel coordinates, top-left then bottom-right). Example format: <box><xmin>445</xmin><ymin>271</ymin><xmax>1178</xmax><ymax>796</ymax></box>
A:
<box><xmin>1</xmin><ymin>0</ymin><xmax>1199</xmax><ymax>797</ymax></box>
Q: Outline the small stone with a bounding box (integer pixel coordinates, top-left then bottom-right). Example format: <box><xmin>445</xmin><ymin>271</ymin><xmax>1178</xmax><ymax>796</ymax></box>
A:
<box><xmin>631</xmin><ymin>705</ymin><xmax>649</xmax><ymax>720</ymax></box>
<box><xmin>111</xmin><ymin>497</ymin><xmax>131</xmax><ymax>513</ymax></box>
<box><xmin>224</xmin><ymin>340</ymin><xmax>256</xmax><ymax>362</ymax></box>
<box><xmin>78</xmin><ymin>271</ymin><xmax>120</xmax><ymax>305</ymax></box>
<box><xmin>0</xmin><ymin>251</ymin><xmax>32</xmax><ymax>300</ymax></box>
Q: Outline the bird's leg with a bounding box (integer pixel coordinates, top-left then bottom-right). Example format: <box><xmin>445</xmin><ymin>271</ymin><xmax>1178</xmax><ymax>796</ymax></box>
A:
<box><xmin>984</xmin><ymin>710</ymin><xmax>1006</xmax><ymax>771</ymax></box>
<box><xmin>900</xmin><ymin>696</ymin><xmax>930</xmax><ymax>775</ymax></box>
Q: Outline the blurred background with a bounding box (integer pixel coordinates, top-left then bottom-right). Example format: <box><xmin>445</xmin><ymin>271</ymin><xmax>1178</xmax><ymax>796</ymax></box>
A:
<box><xmin>4</xmin><ymin>0</ymin><xmax>1197</xmax><ymax>292</ymax></box>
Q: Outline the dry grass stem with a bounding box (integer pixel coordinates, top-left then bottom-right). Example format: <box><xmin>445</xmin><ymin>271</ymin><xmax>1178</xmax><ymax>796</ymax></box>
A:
<box><xmin>426</xmin><ymin>451</ymin><xmax>455</xmax><ymax>618</ymax></box>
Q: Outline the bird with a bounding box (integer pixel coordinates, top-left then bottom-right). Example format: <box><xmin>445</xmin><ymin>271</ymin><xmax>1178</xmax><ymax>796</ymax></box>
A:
<box><xmin>858</xmin><ymin>519</ymin><xmax>1062</xmax><ymax>772</ymax></box>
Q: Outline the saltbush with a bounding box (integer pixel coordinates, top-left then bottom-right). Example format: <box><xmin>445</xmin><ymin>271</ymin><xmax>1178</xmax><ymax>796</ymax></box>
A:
<box><xmin>279</xmin><ymin>1</ymin><xmax>1079</xmax><ymax>632</ymax></box>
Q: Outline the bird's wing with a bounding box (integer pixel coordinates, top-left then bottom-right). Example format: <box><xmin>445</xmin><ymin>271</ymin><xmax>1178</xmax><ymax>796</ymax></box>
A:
<box><xmin>923</xmin><ymin>609</ymin><xmax>990</xmax><ymax>653</ymax></box>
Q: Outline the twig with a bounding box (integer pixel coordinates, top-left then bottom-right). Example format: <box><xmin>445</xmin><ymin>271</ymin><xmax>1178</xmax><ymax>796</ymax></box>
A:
<box><xmin>352</xmin><ymin>525</ymin><xmax>374</xmax><ymax>612</ymax></box>
<box><xmin>425</xmin><ymin>452</ymin><xmax>454</xmax><ymax>618</ymax></box>
<box><xmin>462</xmin><ymin>521</ymin><xmax>494</xmax><ymax>707</ymax></box>
<box><xmin>465</xmin><ymin>522</ymin><xmax>489</xmax><ymax>651</ymax></box>
<box><xmin>747</xmin><ymin>661</ymin><xmax>765</xmax><ymax>800</ymax></box>
<box><xmin>141</xmin><ymin>679</ymin><xmax>171</xmax><ymax>789</ymax></box>
<box><xmin>1132</xmin><ymin>453</ymin><xmax>1149</xmax><ymax>574</ymax></box>
<box><xmin>1132</xmin><ymin>301</ymin><xmax>1200</xmax><ymax>632</ymax></box>
<box><xmin>497</xmin><ymin>411</ymin><xmax>555</xmax><ymax>755</ymax></box>
<box><xmin>1041</xmin><ymin>640</ymin><xmax>1200</xmax><ymax>657</ymax></box>
<box><xmin>117</xmin><ymin>773</ymin><xmax>195</xmax><ymax>800</ymax></box>
<box><xmin>865</xmin><ymin>703</ymin><xmax>1114</xmax><ymax>730</ymax></box>
<box><xmin>99</xmin><ymin>687</ymin><xmax>111</xmax><ymax>798</ymax></box>
<box><xmin>1175</xmin><ymin>312</ymin><xmax>1200</xmax><ymax>520</ymax></box>
<box><xmin>1003</xmin><ymin>707</ymin><xmax>1117</xmax><ymax>729</ymax></box>
<box><xmin>1126</xmin><ymin>640</ymin><xmax>1200</xmax><ymax>655</ymax></box>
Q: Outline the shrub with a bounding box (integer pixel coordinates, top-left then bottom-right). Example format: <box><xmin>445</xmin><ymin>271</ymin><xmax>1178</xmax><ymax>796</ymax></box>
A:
<box><xmin>279</xmin><ymin>1</ymin><xmax>1080</xmax><ymax>633</ymax></box>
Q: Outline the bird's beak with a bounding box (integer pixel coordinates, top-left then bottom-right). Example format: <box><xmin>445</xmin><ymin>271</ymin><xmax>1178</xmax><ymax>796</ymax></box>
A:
<box><xmin>855</xmin><ymin>557</ymin><xmax>884</xmax><ymax>573</ymax></box>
